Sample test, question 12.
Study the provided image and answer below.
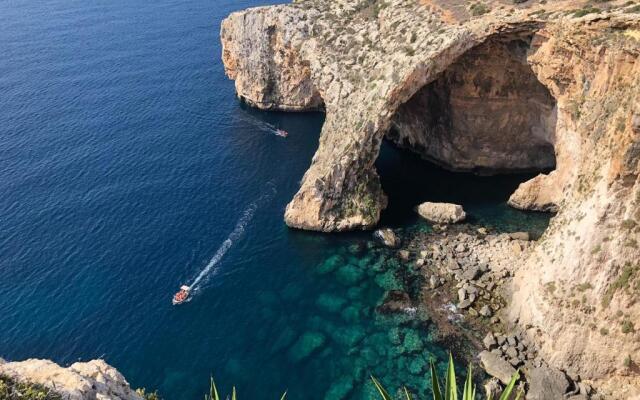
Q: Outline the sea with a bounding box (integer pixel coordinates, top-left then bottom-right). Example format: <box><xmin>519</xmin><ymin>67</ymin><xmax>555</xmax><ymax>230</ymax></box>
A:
<box><xmin>0</xmin><ymin>0</ymin><xmax>550</xmax><ymax>398</ymax></box>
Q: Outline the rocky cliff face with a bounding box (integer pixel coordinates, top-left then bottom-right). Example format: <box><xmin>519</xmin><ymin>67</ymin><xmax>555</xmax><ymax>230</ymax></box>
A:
<box><xmin>222</xmin><ymin>0</ymin><xmax>640</xmax><ymax>396</ymax></box>
<box><xmin>0</xmin><ymin>358</ymin><xmax>142</xmax><ymax>400</ymax></box>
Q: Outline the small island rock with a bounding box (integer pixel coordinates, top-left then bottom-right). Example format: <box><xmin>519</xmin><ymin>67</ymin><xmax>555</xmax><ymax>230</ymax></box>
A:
<box><xmin>417</xmin><ymin>202</ymin><xmax>466</xmax><ymax>224</ymax></box>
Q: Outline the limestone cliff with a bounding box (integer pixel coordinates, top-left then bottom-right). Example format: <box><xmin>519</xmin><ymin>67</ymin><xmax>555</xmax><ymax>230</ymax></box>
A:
<box><xmin>0</xmin><ymin>358</ymin><xmax>142</xmax><ymax>400</ymax></box>
<box><xmin>222</xmin><ymin>0</ymin><xmax>640</xmax><ymax>396</ymax></box>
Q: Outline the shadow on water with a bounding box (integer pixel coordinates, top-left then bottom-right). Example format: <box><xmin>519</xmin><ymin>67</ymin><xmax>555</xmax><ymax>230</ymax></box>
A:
<box><xmin>375</xmin><ymin>140</ymin><xmax>553</xmax><ymax>237</ymax></box>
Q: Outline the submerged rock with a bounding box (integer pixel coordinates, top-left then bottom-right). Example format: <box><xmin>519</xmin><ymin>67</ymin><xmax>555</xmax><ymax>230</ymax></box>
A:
<box><xmin>316</xmin><ymin>254</ymin><xmax>344</xmax><ymax>275</ymax></box>
<box><xmin>323</xmin><ymin>376</ymin><xmax>354</xmax><ymax>400</ymax></box>
<box><xmin>408</xmin><ymin>357</ymin><xmax>428</xmax><ymax>375</ymax></box>
<box><xmin>374</xmin><ymin>270</ymin><xmax>402</xmax><ymax>291</ymax></box>
<box><xmin>373</xmin><ymin>228</ymin><xmax>401</xmax><ymax>248</ymax></box>
<box><xmin>336</xmin><ymin>264</ymin><xmax>364</xmax><ymax>285</ymax></box>
<box><xmin>401</xmin><ymin>329</ymin><xmax>425</xmax><ymax>354</ymax></box>
<box><xmin>417</xmin><ymin>202</ymin><xmax>466</xmax><ymax>224</ymax></box>
<box><xmin>289</xmin><ymin>332</ymin><xmax>327</xmax><ymax>362</ymax></box>
<box><xmin>377</xmin><ymin>290</ymin><xmax>413</xmax><ymax>314</ymax></box>
<box><xmin>316</xmin><ymin>293</ymin><xmax>347</xmax><ymax>313</ymax></box>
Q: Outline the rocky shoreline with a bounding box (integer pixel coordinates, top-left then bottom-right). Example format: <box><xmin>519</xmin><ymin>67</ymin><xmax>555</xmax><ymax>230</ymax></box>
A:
<box><xmin>374</xmin><ymin>219</ymin><xmax>608</xmax><ymax>399</ymax></box>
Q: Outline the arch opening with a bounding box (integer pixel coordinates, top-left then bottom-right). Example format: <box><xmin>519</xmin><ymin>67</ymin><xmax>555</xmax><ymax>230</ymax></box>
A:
<box><xmin>387</xmin><ymin>35</ymin><xmax>557</xmax><ymax>175</ymax></box>
<box><xmin>375</xmin><ymin>35</ymin><xmax>558</xmax><ymax>230</ymax></box>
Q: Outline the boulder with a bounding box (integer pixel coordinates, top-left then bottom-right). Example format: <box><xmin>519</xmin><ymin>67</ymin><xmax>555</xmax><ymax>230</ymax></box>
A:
<box><xmin>373</xmin><ymin>229</ymin><xmax>400</xmax><ymax>248</ymax></box>
<box><xmin>483</xmin><ymin>332</ymin><xmax>497</xmax><ymax>349</ymax></box>
<box><xmin>480</xmin><ymin>305</ymin><xmax>492</xmax><ymax>317</ymax></box>
<box><xmin>526</xmin><ymin>365</ymin><xmax>570</xmax><ymax>400</ymax></box>
<box><xmin>479</xmin><ymin>351</ymin><xmax>517</xmax><ymax>385</ymax></box>
<box><xmin>462</xmin><ymin>265</ymin><xmax>481</xmax><ymax>281</ymax></box>
<box><xmin>505</xmin><ymin>347</ymin><xmax>519</xmax><ymax>359</ymax></box>
<box><xmin>458</xmin><ymin>298</ymin><xmax>473</xmax><ymax>309</ymax></box>
<box><xmin>417</xmin><ymin>202</ymin><xmax>466</xmax><ymax>224</ymax></box>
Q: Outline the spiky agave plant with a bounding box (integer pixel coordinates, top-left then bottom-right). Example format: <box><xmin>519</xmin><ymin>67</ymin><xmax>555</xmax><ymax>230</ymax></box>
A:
<box><xmin>371</xmin><ymin>353</ymin><xmax>522</xmax><ymax>400</ymax></box>
<box><xmin>205</xmin><ymin>377</ymin><xmax>287</xmax><ymax>400</ymax></box>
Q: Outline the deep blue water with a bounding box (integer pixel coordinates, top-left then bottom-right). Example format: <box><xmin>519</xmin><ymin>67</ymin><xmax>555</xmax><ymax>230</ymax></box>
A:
<box><xmin>0</xmin><ymin>1</ymin><xmax>550</xmax><ymax>399</ymax></box>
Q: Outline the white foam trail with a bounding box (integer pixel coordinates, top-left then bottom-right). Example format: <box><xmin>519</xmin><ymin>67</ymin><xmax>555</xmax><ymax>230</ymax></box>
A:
<box><xmin>235</xmin><ymin>113</ymin><xmax>280</xmax><ymax>136</ymax></box>
<box><xmin>187</xmin><ymin>183</ymin><xmax>276</xmax><ymax>292</ymax></box>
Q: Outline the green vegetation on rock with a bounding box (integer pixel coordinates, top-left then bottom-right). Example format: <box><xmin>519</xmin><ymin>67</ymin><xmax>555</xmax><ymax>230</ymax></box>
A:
<box><xmin>0</xmin><ymin>375</ymin><xmax>62</xmax><ymax>400</ymax></box>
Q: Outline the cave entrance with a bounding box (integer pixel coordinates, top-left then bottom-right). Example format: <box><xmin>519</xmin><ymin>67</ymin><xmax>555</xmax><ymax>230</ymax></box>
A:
<box><xmin>387</xmin><ymin>35</ymin><xmax>557</xmax><ymax>174</ymax></box>
<box><xmin>377</xmin><ymin>35</ymin><xmax>557</xmax><ymax>235</ymax></box>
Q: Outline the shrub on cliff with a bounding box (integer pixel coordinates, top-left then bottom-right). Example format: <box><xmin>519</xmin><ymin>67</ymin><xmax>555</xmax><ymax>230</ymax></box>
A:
<box><xmin>0</xmin><ymin>375</ymin><xmax>62</xmax><ymax>400</ymax></box>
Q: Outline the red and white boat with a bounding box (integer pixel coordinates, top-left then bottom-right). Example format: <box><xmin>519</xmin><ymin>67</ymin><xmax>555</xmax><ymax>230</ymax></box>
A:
<box><xmin>172</xmin><ymin>285</ymin><xmax>191</xmax><ymax>305</ymax></box>
<box><xmin>275</xmin><ymin>129</ymin><xmax>288</xmax><ymax>138</ymax></box>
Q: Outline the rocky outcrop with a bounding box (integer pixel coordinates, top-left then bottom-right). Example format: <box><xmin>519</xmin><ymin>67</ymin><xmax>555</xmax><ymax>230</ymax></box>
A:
<box><xmin>0</xmin><ymin>358</ymin><xmax>142</xmax><ymax>400</ymax></box>
<box><xmin>417</xmin><ymin>202</ymin><xmax>466</xmax><ymax>224</ymax></box>
<box><xmin>222</xmin><ymin>0</ymin><xmax>640</xmax><ymax>395</ymax></box>
<box><xmin>220</xmin><ymin>6</ymin><xmax>323</xmax><ymax>111</ymax></box>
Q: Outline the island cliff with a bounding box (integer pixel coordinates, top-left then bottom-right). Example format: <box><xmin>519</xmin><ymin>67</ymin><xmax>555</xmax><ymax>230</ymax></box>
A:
<box><xmin>222</xmin><ymin>0</ymin><xmax>640</xmax><ymax>397</ymax></box>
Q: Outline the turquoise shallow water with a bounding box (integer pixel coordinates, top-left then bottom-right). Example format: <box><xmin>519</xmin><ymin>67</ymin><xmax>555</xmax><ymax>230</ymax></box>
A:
<box><xmin>0</xmin><ymin>0</ymin><xmax>550</xmax><ymax>398</ymax></box>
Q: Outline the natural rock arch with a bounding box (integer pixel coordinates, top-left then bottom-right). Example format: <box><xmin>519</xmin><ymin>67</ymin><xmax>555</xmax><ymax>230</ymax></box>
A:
<box><xmin>223</xmin><ymin>1</ymin><xmax>640</xmax><ymax>390</ymax></box>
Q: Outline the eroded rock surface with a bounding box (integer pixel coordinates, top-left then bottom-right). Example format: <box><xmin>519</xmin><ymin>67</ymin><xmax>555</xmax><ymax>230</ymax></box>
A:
<box><xmin>0</xmin><ymin>359</ymin><xmax>142</xmax><ymax>400</ymax></box>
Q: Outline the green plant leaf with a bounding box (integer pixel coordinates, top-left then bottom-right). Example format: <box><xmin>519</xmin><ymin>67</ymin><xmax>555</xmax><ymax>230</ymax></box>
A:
<box><xmin>232</xmin><ymin>387</ymin><xmax>236</xmax><ymax>400</ymax></box>
<box><xmin>280</xmin><ymin>391</ymin><xmax>287</xmax><ymax>400</ymax></box>
<box><xmin>463</xmin><ymin>364</ymin><xmax>474</xmax><ymax>400</ymax></box>
<box><xmin>209</xmin><ymin>377</ymin><xmax>219</xmax><ymax>400</ymax></box>
<box><xmin>371</xmin><ymin>376</ymin><xmax>393</xmax><ymax>400</ymax></box>
<box><xmin>514</xmin><ymin>387</ymin><xmax>524</xmax><ymax>400</ymax></box>
<box><xmin>430</xmin><ymin>359</ymin><xmax>443</xmax><ymax>400</ymax></box>
<box><xmin>498</xmin><ymin>370</ymin><xmax>520</xmax><ymax>400</ymax></box>
<box><xmin>445</xmin><ymin>353</ymin><xmax>458</xmax><ymax>400</ymax></box>
<box><xmin>403</xmin><ymin>386</ymin><xmax>413</xmax><ymax>400</ymax></box>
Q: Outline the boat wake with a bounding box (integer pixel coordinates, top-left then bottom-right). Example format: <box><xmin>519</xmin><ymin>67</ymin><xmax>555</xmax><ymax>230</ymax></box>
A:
<box><xmin>186</xmin><ymin>183</ymin><xmax>276</xmax><ymax>294</ymax></box>
<box><xmin>235</xmin><ymin>113</ymin><xmax>285</xmax><ymax>137</ymax></box>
